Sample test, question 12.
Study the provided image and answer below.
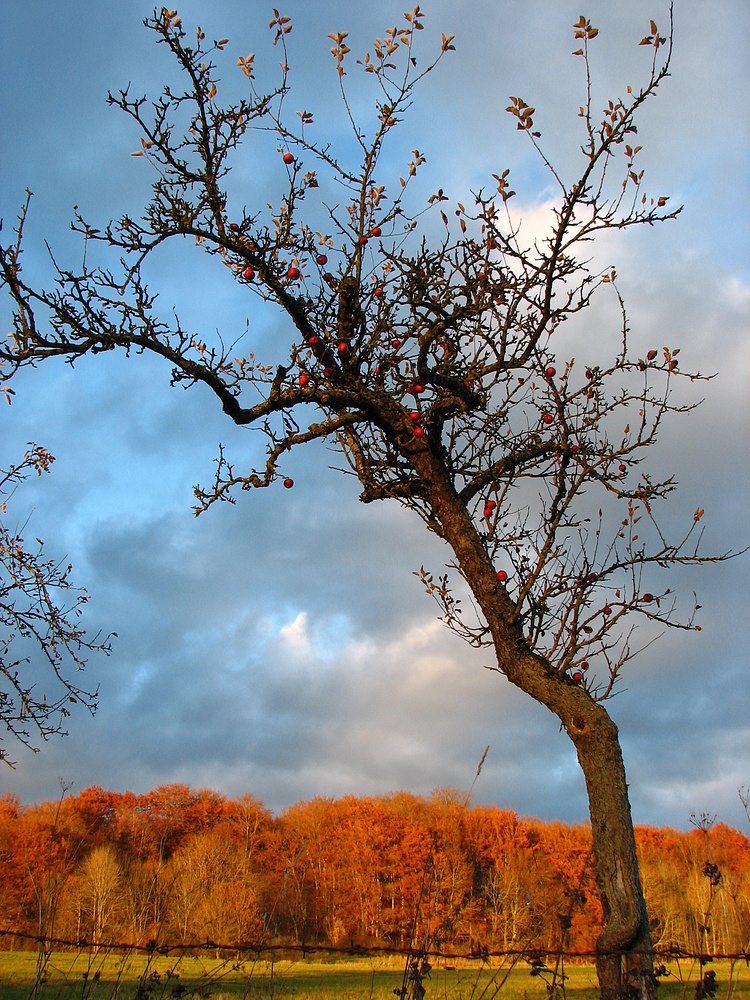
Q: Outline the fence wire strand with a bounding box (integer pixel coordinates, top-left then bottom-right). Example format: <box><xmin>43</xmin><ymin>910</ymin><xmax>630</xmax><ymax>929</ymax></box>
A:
<box><xmin>2</xmin><ymin>927</ymin><xmax>748</xmax><ymax>963</ymax></box>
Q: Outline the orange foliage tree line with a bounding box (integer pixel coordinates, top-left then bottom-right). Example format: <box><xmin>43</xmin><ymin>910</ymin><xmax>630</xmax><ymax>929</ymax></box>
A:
<box><xmin>1</xmin><ymin>784</ymin><xmax>748</xmax><ymax>959</ymax></box>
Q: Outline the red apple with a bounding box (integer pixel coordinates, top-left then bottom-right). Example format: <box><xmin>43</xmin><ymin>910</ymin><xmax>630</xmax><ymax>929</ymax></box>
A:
<box><xmin>391</xmin><ymin>339</ymin><xmax>401</xmax><ymax>349</ymax></box>
<box><xmin>283</xmin><ymin>477</ymin><xmax>294</xmax><ymax>488</ymax></box>
<box><xmin>485</xmin><ymin>499</ymin><xmax>496</xmax><ymax>510</ymax></box>
<box><xmin>243</xmin><ymin>267</ymin><xmax>255</xmax><ymax>281</ymax></box>
<box><xmin>581</xmin><ymin>660</ymin><xmax>589</xmax><ymax>670</ymax></box>
<box><xmin>572</xmin><ymin>671</ymin><xmax>583</xmax><ymax>683</ymax></box>
<box><xmin>571</xmin><ymin>444</ymin><xmax>579</xmax><ymax>453</ymax></box>
<box><xmin>308</xmin><ymin>335</ymin><xmax>319</xmax><ymax>345</ymax></box>
<box><xmin>619</xmin><ymin>464</ymin><xmax>626</xmax><ymax>473</ymax></box>
<box><xmin>360</xmin><ymin>235</ymin><xmax>368</xmax><ymax>245</ymax></box>
<box><xmin>316</xmin><ymin>253</ymin><xmax>328</xmax><ymax>265</ymax></box>
<box><xmin>283</xmin><ymin>152</ymin><xmax>294</xmax><ymax>164</ymax></box>
<box><xmin>287</xmin><ymin>265</ymin><xmax>301</xmax><ymax>280</ymax></box>
<box><xmin>229</xmin><ymin>222</ymin><xmax>240</xmax><ymax>233</ymax></box>
<box><xmin>410</xmin><ymin>410</ymin><xmax>420</xmax><ymax>422</ymax></box>
<box><xmin>484</xmin><ymin>507</ymin><xmax>493</xmax><ymax>519</ymax></box>
<box><xmin>299</xmin><ymin>373</ymin><xmax>309</xmax><ymax>387</ymax></box>
<box><xmin>496</xmin><ymin>570</ymin><xmax>508</xmax><ymax>582</ymax></box>
<box><xmin>324</xmin><ymin>366</ymin><xmax>333</xmax><ymax>377</ymax></box>
<box><xmin>642</xmin><ymin>593</ymin><xmax>654</xmax><ymax>603</ymax></box>
<box><xmin>543</xmin><ymin>413</ymin><xmax>553</xmax><ymax>425</ymax></box>
<box><xmin>371</xmin><ymin>226</ymin><xmax>382</xmax><ymax>237</ymax></box>
<box><xmin>337</xmin><ymin>341</ymin><xmax>348</xmax><ymax>354</ymax></box>
<box><xmin>412</xmin><ymin>384</ymin><xmax>425</xmax><ymax>394</ymax></box>
<box><xmin>546</xmin><ymin>366</ymin><xmax>556</xmax><ymax>377</ymax></box>
<box><xmin>413</xmin><ymin>426</ymin><xmax>425</xmax><ymax>438</ymax></box>
<box><xmin>603</xmin><ymin>605</ymin><xmax>612</xmax><ymax>616</ymax></box>
<box><xmin>374</xmin><ymin>287</ymin><xmax>383</xmax><ymax>298</ymax></box>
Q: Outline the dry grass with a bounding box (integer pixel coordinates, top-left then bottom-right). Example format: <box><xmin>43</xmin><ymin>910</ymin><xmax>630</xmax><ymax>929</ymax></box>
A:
<box><xmin>0</xmin><ymin>951</ymin><xmax>748</xmax><ymax>1000</ymax></box>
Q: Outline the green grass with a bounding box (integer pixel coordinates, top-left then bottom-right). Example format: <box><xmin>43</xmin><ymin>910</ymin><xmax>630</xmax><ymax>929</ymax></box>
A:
<box><xmin>0</xmin><ymin>950</ymin><xmax>747</xmax><ymax>1000</ymax></box>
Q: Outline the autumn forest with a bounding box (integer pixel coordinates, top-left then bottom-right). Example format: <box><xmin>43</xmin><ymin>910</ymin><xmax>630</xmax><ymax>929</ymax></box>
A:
<box><xmin>1</xmin><ymin>786</ymin><xmax>748</xmax><ymax>961</ymax></box>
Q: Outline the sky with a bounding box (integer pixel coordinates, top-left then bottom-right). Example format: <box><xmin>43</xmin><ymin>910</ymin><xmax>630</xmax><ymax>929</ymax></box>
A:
<box><xmin>0</xmin><ymin>1</ymin><xmax>748</xmax><ymax>831</ymax></box>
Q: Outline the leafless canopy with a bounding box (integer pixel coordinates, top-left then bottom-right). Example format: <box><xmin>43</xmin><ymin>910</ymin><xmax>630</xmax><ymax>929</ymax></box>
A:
<box><xmin>0</xmin><ymin>6</ymin><xmax>728</xmax><ymax>705</ymax></box>
<box><xmin>0</xmin><ymin>446</ymin><xmax>110</xmax><ymax>766</ymax></box>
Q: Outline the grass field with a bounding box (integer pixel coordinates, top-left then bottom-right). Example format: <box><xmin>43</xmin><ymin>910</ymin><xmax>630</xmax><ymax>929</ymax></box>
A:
<box><xmin>0</xmin><ymin>950</ymin><xmax>747</xmax><ymax>1000</ymax></box>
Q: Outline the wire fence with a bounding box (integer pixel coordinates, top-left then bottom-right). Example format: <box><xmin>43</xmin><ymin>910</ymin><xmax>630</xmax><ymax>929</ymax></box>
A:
<box><xmin>4</xmin><ymin>929</ymin><xmax>749</xmax><ymax>1000</ymax></box>
<box><xmin>3</xmin><ymin>926</ymin><xmax>749</xmax><ymax>962</ymax></box>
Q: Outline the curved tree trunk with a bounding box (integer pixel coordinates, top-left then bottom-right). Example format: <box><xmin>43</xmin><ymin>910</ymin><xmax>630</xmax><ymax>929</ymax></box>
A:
<box><xmin>495</xmin><ymin>638</ymin><xmax>657</xmax><ymax>1000</ymax></box>
<box><xmin>500</xmin><ymin>635</ymin><xmax>657</xmax><ymax>1000</ymax></box>
<box><xmin>571</xmin><ymin>705</ymin><xmax>656</xmax><ymax>1000</ymax></box>
<box><xmin>418</xmin><ymin>457</ymin><xmax>657</xmax><ymax>1000</ymax></box>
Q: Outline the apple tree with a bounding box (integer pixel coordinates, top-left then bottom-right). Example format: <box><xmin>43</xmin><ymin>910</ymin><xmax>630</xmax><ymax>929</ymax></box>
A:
<box><xmin>0</xmin><ymin>5</ymin><xmax>730</xmax><ymax>997</ymax></box>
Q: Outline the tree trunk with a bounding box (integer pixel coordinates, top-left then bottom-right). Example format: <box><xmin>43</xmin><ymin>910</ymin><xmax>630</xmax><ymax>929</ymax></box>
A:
<box><xmin>569</xmin><ymin>701</ymin><xmax>657</xmax><ymax>1000</ymax></box>
<box><xmin>490</xmin><ymin>633</ymin><xmax>658</xmax><ymax>999</ymax></box>
<box><xmin>506</xmin><ymin>646</ymin><xmax>657</xmax><ymax>1000</ymax></box>
<box><xmin>416</xmin><ymin>457</ymin><xmax>657</xmax><ymax>999</ymax></box>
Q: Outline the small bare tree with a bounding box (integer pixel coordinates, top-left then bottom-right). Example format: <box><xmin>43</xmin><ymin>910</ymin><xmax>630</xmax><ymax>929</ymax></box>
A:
<box><xmin>0</xmin><ymin>438</ymin><xmax>110</xmax><ymax>766</ymax></box>
<box><xmin>0</xmin><ymin>6</ymin><xmax>737</xmax><ymax>996</ymax></box>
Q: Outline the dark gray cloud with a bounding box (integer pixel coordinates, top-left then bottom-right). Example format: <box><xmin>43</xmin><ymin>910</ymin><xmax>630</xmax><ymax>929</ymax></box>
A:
<box><xmin>1</xmin><ymin>2</ymin><xmax>747</xmax><ymax>831</ymax></box>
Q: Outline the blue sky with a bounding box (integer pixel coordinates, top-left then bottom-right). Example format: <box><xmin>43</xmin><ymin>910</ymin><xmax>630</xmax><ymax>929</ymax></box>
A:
<box><xmin>1</xmin><ymin>1</ymin><xmax>748</xmax><ymax>829</ymax></box>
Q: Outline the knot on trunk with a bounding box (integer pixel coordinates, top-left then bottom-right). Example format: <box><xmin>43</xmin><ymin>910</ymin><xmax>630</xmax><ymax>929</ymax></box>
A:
<box><xmin>567</xmin><ymin>715</ymin><xmax>589</xmax><ymax>737</ymax></box>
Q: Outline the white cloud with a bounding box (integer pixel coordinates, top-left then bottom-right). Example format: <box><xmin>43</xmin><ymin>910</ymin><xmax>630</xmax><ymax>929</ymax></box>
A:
<box><xmin>279</xmin><ymin>611</ymin><xmax>310</xmax><ymax>651</ymax></box>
